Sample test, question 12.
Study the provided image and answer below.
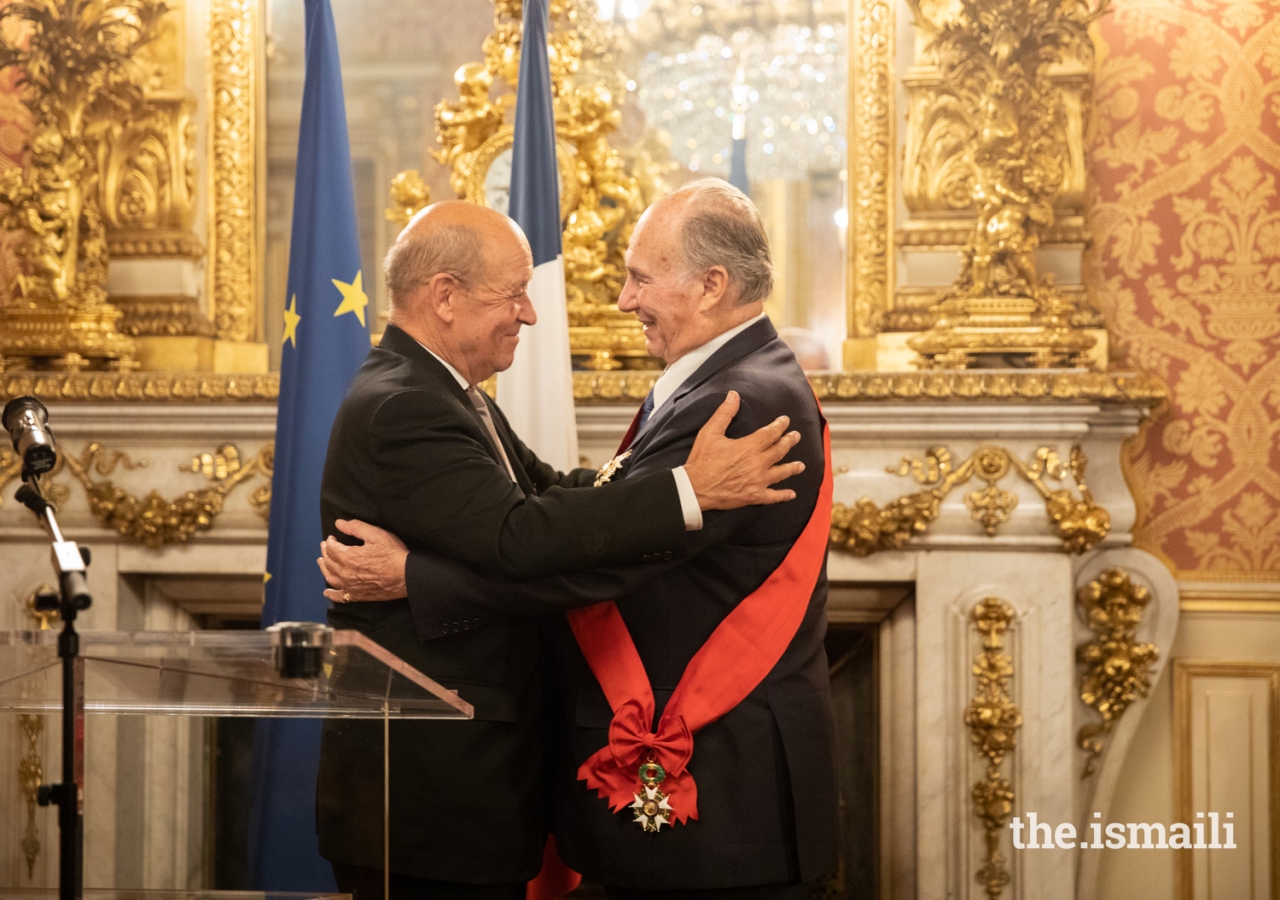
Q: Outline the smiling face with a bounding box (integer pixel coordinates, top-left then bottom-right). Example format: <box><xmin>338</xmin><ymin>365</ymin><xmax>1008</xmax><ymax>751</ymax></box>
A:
<box><xmin>617</xmin><ymin>200</ymin><xmax>719</xmax><ymax>364</ymax></box>
<box><xmin>452</xmin><ymin>223</ymin><xmax>535</xmax><ymax>382</ymax></box>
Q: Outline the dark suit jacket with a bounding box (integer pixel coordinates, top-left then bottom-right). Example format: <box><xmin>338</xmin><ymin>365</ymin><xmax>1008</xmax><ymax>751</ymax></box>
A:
<box><xmin>315</xmin><ymin>323</ymin><xmax>689</xmax><ymax>883</ymax></box>
<box><xmin>402</xmin><ymin>318</ymin><xmax>841</xmax><ymax>890</ymax></box>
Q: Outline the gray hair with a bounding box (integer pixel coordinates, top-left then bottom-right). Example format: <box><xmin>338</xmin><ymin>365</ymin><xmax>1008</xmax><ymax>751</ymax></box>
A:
<box><xmin>384</xmin><ymin>221</ymin><xmax>485</xmax><ymax>313</ymax></box>
<box><xmin>666</xmin><ymin>179</ymin><xmax>774</xmax><ymax>306</ymax></box>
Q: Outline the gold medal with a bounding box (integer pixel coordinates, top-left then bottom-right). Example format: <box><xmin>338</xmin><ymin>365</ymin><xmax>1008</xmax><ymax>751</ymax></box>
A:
<box><xmin>630</xmin><ymin>759</ymin><xmax>673</xmax><ymax>832</ymax></box>
<box><xmin>594</xmin><ymin>449</ymin><xmax>632</xmax><ymax>487</ymax></box>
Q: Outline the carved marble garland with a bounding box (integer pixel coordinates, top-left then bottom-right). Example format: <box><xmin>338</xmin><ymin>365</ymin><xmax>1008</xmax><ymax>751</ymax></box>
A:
<box><xmin>0</xmin><ymin>442</ymin><xmax>272</xmax><ymax>549</ymax></box>
<box><xmin>831</xmin><ymin>442</ymin><xmax>1112</xmax><ymax>555</ymax></box>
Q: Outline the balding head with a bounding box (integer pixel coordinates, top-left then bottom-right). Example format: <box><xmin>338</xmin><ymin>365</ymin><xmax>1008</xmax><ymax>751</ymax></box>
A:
<box><xmin>385</xmin><ymin>200</ymin><xmax>528</xmax><ymax>315</ymax></box>
<box><xmin>383</xmin><ymin>200</ymin><xmax>536</xmax><ymax>385</ymax></box>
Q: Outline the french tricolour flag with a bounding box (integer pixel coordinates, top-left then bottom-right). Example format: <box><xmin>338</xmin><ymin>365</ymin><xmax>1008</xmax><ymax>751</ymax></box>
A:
<box><xmin>499</xmin><ymin>0</ymin><xmax>579</xmax><ymax>472</ymax></box>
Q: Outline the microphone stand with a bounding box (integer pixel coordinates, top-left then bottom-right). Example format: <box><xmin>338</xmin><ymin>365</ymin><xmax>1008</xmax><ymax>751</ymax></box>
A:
<box><xmin>17</xmin><ymin>473</ymin><xmax>91</xmax><ymax>900</ymax></box>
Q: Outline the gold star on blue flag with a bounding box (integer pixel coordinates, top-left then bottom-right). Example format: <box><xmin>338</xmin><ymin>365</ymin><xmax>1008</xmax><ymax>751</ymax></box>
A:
<box><xmin>252</xmin><ymin>0</ymin><xmax>370</xmax><ymax>889</ymax></box>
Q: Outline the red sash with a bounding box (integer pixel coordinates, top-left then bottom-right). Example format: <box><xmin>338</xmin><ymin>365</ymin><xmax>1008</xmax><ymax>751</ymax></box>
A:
<box><xmin>566</xmin><ymin>404</ymin><xmax>832</xmax><ymax>827</ymax></box>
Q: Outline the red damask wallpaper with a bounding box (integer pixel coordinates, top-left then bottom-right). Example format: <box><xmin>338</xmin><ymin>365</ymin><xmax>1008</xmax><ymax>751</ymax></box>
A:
<box><xmin>1087</xmin><ymin>0</ymin><xmax>1280</xmax><ymax>580</ymax></box>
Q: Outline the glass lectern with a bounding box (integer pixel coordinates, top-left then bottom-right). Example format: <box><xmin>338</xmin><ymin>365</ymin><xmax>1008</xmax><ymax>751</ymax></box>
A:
<box><xmin>0</xmin><ymin>627</ymin><xmax>474</xmax><ymax>719</ymax></box>
<box><xmin>0</xmin><ymin>625</ymin><xmax>473</xmax><ymax>898</ymax></box>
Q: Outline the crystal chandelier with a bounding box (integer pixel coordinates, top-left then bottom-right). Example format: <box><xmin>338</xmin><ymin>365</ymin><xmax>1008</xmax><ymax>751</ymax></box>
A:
<box><xmin>607</xmin><ymin>0</ymin><xmax>846</xmax><ymax>182</ymax></box>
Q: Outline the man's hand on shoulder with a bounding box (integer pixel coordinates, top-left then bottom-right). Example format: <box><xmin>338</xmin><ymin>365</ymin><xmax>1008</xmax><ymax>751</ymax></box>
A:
<box><xmin>683</xmin><ymin>390</ymin><xmax>805</xmax><ymax>511</ymax></box>
<box><xmin>318</xmin><ymin>519</ymin><xmax>409</xmax><ymax>603</ymax></box>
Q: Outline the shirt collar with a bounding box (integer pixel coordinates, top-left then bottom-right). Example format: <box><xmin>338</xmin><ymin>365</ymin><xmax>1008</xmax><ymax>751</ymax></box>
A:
<box><xmin>416</xmin><ymin>340</ymin><xmax>472</xmax><ymax>391</ymax></box>
<box><xmin>651</xmin><ymin>312</ymin><xmax>767</xmax><ymax>414</ymax></box>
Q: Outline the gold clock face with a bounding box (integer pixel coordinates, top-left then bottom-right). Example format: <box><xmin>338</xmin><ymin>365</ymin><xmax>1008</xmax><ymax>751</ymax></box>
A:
<box><xmin>465</xmin><ymin>125</ymin><xmax>581</xmax><ymax>222</ymax></box>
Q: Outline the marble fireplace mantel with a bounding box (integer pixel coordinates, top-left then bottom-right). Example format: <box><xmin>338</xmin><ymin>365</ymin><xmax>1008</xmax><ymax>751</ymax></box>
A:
<box><xmin>0</xmin><ymin>391</ymin><xmax>1177</xmax><ymax>900</ymax></box>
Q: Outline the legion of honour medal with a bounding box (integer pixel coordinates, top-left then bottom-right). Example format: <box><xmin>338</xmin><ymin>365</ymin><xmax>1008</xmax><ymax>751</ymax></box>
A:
<box><xmin>594</xmin><ymin>449</ymin><xmax>632</xmax><ymax>487</ymax></box>
<box><xmin>631</xmin><ymin>760</ymin><xmax>673</xmax><ymax>832</ymax></box>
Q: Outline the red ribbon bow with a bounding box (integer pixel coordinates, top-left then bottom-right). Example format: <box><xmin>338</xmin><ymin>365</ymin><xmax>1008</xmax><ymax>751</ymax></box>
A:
<box><xmin>579</xmin><ymin>698</ymin><xmax>699</xmax><ymax>824</ymax></box>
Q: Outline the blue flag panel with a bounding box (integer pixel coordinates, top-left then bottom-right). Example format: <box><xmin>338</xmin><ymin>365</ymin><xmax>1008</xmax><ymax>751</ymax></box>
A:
<box><xmin>249</xmin><ymin>0</ymin><xmax>369</xmax><ymax>888</ymax></box>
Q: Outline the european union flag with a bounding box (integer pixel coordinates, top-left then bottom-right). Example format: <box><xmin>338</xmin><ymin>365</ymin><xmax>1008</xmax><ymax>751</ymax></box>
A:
<box><xmin>249</xmin><ymin>0</ymin><xmax>368</xmax><ymax>887</ymax></box>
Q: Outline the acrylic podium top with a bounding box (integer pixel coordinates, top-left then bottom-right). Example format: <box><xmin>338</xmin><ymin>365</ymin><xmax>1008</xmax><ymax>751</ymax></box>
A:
<box><xmin>0</xmin><ymin>892</ymin><xmax>348</xmax><ymax>900</ymax></box>
<box><xmin>0</xmin><ymin>626</ymin><xmax>473</xmax><ymax>720</ymax></box>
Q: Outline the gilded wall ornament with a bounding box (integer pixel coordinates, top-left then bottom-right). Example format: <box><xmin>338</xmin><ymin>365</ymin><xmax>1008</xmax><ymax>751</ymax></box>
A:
<box><xmin>1076</xmin><ymin>567</ymin><xmax>1158</xmax><ymax>778</ymax></box>
<box><xmin>208</xmin><ymin>0</ymin><xmax>258</xmax><ymax>343</ymax></box>
<box><xmin>98</xmin><ymin>91</ymin><xmax>202</xmax><ymax>261</ymax></box>
<box><xmin>904</xmin><ymin>0</ymin><xmax>1108</xmax><ymax>368</ymax></box>
<box><xmin>0</xmin><ymin>0</ymin><xmax>168</xmax><ymax>371</ymax></box>
<box><xmin>848</xmin><ymin>0</ymin><xmax>896</xmax><ymax>339</ymax></box>
<box><xmin>1</xmin><ymin>441</ymin><xmax>271</xmax><ymax>547</ymax></box>
<box><xmin>829</xmin><ymin>443</ymin><xmax>1111</xmax><ymax>555</ymax></box>
<box><xmin>17</xmin><ymin>713</ymin><xmax>43</xmax><ymax>878</ymax></box>
<box><xmin>965</xmin><ymin>596</ymin><xmax>1020</xmax><ymax>900</ymax></box>
<box><xmin>571</xmin><ymin>369</ymin><xmax>1167</xmax><ymax>405</ymax></box>
<box><xmin>0</xmin><ymin>371</ymin><xmax>279</xmax><ymax>402</ymax></box>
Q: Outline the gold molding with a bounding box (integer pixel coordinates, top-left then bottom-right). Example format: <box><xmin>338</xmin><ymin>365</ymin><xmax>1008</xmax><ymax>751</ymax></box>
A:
<box><xmin>0</xmin><ymin>372</ymin><xmax>278</xmax><ymax>402</ymax></box>
<box><xmin>207</xmin><ymin>0</ymin><xmax>260</xmax><ymax>343</ymax></box>
<box><xmin>572</xmin><ymin>369</ymin><xmax>1167</xmax><ymax>406</ymax></box>
<box><xmin>965</xmin><ymin>596</ymin><xmax>1020</xmax><ymax>900</ymax></box>
<box><xmin>1076</xmin><ymin>567</ymin><xmax>1158</xmax><ymax>777</ymax></box>
<box><xmin>1173</xmin><ymin>661</ymin><xmax>1280</xmax><ymax>900</ymax></box>
<box><xmin>17</xmin><ymin>713</ymin><xmax>42</xmax><ymax>878</ymax></box>
<box><xmin>846</xmin><ymin>0</ymin><xmax>895</xmax><ymax>339</ymax></box>
<box><xmin>829</xmin><ymin>443</ymin><xmax>1110</xmax><ymax>555</ymax></box>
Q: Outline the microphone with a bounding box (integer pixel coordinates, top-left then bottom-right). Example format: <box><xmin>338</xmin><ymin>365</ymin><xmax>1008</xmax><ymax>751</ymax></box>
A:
<box><xmin>2</xmin><ymin>395</ymin><xmax>58</xmax><ymax>476</ymax></box>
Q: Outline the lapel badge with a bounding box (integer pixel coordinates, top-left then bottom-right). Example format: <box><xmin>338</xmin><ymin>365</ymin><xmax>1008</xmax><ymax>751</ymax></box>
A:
<box><xmin>594</xmin><ymin>449</ymin><xmax>632</xmax><ymax>487</ymax></box>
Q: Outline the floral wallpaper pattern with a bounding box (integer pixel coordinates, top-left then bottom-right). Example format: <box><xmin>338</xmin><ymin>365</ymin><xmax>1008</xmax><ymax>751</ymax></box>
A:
<box><xmin>1088</xmin><ymin>0</ymin><xmax>1280</xmax><ymax>579</ymax></box>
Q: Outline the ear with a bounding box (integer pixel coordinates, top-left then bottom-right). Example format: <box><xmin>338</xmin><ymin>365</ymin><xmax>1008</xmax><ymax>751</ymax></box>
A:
<box><xmin>698</xmin><ymin>265</ymin><xmax>731</xmax><ymax>312</ymax></box>
<box><xmin>424</xmin><ymin>272</ymin><xmax>460</xmax><ymax>324</ymax></box>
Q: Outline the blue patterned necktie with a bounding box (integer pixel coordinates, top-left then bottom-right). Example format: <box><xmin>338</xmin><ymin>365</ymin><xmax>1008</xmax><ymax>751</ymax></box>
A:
<box><xmin>636</xmin><ymin>389</ymin><xmax>656</xmax><ymax>434</ymax></box>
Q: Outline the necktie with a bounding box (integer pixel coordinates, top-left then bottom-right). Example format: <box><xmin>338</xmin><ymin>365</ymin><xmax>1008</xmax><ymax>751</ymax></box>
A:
<box><xmin>466</xmin><ymin>385</ymin><xmax>518</xmax><ymax>482</ymax></box>
<box><xmin>636</xmin><ymin>389</ymin><xmax>656</xmax><ymax>433</ymax></box>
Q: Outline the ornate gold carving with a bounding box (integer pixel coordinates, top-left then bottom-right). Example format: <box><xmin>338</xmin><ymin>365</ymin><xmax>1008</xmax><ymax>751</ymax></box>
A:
<box><xmin>111</xmin><ymin>295</ymin><xmax>215</xmax><ymax>338</ymax></box>
<box><xmin>54</xmin><ymin>441</ymin><xmax>273</xmax><ymax>547</ymax></box>
<box><xmin>829</xmin><ymin>444</ymin><xmax>1111</xmax><ymax>555</ymax></box>
<box><xmin>18</xmin><ymin>713</ymin><xmax>43</xmax><ymax>878</ymax></box>
<box><xmin>432</xmin><ymin>0</ymin><xmax>663</xmax><ymax>370</ymax></box>
<box><xmin>98</xmin><ymin>91</ymin><xmax>202</xmax><ymax>259</ymax></box>
<box><xmin>904</xmin><ymin>0</ymin><xmax>1107</xmax><ymax>369</ymax></box>
<box><xmin>569</xmin><ymin>369</ymin><xmax>1168</xmax><ymax>406</ymax></box>
<box><xmin>208</xmin><ymin>0</ymin><xmax>258</xmax><ymax>343</ymax></box>
<box><xmin>0</xmin><ymin>371</ymin><xmax>279</xmax><ymax>402</ymax></box>
<box><xmin>0</xmin><ymin>0</ymin><xmax>167</xmax><ymax>370</ymax></box>
<box><xmin>1076</xmin><ymin>567</ymin><xmax>1158</xmax><ymax>778</ymax></box>
<box><xmin>847</xmin><ymin>0</ymin><xmax>895</xmax><ymax>339</ymax></box>
<box><xmin>965</xmin><ymin>596</ymin><xmax>1020</xmax><ymax>900</ymax></box>
<box><xmin>807</xmin><ymin>369</ymin><xmax>1165</xmax><ymax>405</ymax></box>
<box><xmin>385</xmin><ymin>170</ymin><xmax>432</xmax><ymax>231</ymax></box>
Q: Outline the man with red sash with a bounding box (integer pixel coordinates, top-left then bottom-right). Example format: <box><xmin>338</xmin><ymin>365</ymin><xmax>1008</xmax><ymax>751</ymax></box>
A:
<box><xmin>323</xmin><ymin>181</ymin><xmax>839</xmax><ymax>899</ymax></box>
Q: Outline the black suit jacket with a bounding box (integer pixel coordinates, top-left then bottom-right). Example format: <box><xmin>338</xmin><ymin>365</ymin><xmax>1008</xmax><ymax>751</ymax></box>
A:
<box><xmin>315</xmin><ymin>324</ymin><xmax>689</xmax><ymax>883</ymax></box>
<box><xmin>402</xmin><ymin>319</ymin><xmax>840</xmax><ymax>890</ymax></box>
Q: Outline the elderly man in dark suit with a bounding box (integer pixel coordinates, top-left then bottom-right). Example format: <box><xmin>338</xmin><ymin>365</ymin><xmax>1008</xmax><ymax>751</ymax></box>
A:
<box><xmin>324</xmin><ymin>182</ymin><xmax>840</xmax><ymax>900</ymax></box>
<box><xmin>315</xmin><ymin>198</ymin><xmax>806</xmax><ymax>900</ymax></box>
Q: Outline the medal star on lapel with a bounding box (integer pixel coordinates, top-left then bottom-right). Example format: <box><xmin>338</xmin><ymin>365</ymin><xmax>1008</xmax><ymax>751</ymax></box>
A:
<box><xmin>594</xmin><ymin>449</ymin><xmax>632</xmax><ymax>487</ymax></box>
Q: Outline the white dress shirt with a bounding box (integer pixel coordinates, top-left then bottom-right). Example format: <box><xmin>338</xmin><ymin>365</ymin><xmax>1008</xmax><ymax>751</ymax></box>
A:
<box><xmin>415</xmin><ymin>339</ymin><xmax>704</xmax><ymax>530</ymax></box>
<box><xmin>643</xmin><ymin>312</ymin><xmax>769</xmax><ymax>531</ymax></box>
